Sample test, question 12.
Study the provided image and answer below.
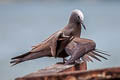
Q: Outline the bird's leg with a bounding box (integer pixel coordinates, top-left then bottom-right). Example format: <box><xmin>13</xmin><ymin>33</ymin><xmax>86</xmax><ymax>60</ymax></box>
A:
<box><xmin>63</xmin><ymin>58</ymin><xmax>67</xmax><ymax>63</ymax></box>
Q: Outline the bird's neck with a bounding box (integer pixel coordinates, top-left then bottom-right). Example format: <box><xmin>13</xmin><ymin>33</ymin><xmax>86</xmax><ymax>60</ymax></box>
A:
<box><xmin>66</xmin><ymin>23</ymin><xmax>82</xmax><ymax>38</ymax></box>
<box><xmin>75</xmin><ymin>24</ymin><xmax>81</xmax><ymax>37</ymax></box>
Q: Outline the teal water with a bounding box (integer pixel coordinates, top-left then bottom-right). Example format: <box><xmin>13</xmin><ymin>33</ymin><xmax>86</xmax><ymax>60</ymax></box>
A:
<box><xmin>0</xmin><ymin>1</ymin><xmax>120</xmax><ymax>80</ymax></box>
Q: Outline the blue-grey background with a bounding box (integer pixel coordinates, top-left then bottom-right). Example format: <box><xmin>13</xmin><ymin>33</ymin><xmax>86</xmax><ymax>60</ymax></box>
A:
<box><xmin>0</xmin><ymin>0</ymin><xmax>120</xmax><ymax>80</ymax></box>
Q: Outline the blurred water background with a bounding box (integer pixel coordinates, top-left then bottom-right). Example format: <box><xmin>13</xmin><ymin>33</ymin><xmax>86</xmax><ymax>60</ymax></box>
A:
<box><xmin>0</xmin><ymin>0</ymin><xmax>120</xmax><ymax>80</ymax></box>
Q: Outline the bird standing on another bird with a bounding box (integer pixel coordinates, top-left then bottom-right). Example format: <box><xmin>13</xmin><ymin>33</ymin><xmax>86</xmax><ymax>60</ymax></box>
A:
<box><xmin>10</xmin><ymin>9</ymin><xmax>86</xmax><ymax>66</ymax></box>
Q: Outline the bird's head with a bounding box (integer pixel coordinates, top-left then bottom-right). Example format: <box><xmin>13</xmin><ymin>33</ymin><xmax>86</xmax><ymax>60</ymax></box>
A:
<box><xmin>69</xmin><ymin>9</ymin><xmax>86</xmax><ymax>30</ymax></box>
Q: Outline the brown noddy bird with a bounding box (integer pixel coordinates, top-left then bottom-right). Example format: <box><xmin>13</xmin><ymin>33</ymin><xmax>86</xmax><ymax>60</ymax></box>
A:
<box><xmin>10</xmin><ymin>9</ymin><xmax>86</xmax><ymax>66</ymax></box>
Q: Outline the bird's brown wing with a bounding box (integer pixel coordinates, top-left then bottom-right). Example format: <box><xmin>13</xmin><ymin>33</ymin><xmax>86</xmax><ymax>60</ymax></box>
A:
<box><xmin>65</xmin><ymin>46</ymin><xmax>86</xmax><ymax>65</ymax></box>
<box><xmin>30</xmin><ymin>31</ymin><xmax>60</xmax><ymax>53</ymax></box>
<box><xmin>32</xmin><ymin>31</ymin><xmax>59</xmax><ymax>50</ymax></box>
<box><xmin>65</xmin><ymin>38</ymin><xmax>110</xmax><ymax>65</ymax></box>
<box><xmin>50</xmin><ymin>31</ymin><xmax>74</xmax><ymax>57</ymax></box>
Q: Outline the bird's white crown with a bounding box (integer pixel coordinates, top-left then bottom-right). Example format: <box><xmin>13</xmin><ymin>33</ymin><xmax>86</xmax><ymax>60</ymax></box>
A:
<box><xmin>72</xmin><ymin>9</ymin><xmax>84</xmax><ymax>21</ymax></box>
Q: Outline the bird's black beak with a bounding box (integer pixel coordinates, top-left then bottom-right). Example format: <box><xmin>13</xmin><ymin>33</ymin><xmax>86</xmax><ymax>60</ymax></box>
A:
<box><xmin>81</xmin><ymin>21</ymin><xmax>86</xmax><ymax>30</ymax></box>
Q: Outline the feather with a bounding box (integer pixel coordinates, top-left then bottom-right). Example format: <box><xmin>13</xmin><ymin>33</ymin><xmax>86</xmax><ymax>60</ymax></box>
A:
<box><xmin>94</xmin><ymin>50</ymin><xmax>110</xmax><ymax>56</ymax></box>
<box><xmin>92</xmin><ymin>51</ymin><xmax>108</xmax><ymax>60</ymax></box>
<box><xmin>88</xmin><ymin>52</ymin><xmax>101</xmax><ymax>61</ymax></box>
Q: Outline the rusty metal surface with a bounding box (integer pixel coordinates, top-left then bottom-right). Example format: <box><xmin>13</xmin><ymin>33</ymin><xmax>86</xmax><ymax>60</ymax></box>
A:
<box><xmin>16</xmin><ymin>63</ymin><xmax>120</xmax><ymax>80</ymax></box>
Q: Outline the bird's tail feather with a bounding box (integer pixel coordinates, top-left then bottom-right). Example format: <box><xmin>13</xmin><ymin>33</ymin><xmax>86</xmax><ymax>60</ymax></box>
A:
<box><xmin>10</xmin><ymin>58</ymin><xmax>23</xmax><ymax>66</ymax></box>
<box><xmin>10</xmin><ymin>51</ymin><xmax>51</xmax><ymax>66</ymax></box>
<box><xmin>10</xmin><ymin>52</ymin><xmax>31</xmax><ymax>66</ymax></box>
<box><xmin>11</xmin><ymin>52</ymin><xmax>30</xmax><ymax>60</ymax></box>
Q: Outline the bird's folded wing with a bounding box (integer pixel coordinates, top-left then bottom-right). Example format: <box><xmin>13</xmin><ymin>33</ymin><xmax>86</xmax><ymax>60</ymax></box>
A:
<box><xmin>50</xmin><ymin>31</ymin><xmax>74</xmax><ymax>57</ymax></box>
<box><xmin>30</xmin><ymin>31</ymin><xmax>59</xmax><ymax>53</ymax></box>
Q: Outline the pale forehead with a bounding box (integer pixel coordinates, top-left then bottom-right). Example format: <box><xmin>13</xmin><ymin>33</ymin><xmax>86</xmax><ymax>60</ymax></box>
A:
<box><xmin>72</xmin><ymin>9</ymin><xmax>84</xmax><ymax>20</ymax></box>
